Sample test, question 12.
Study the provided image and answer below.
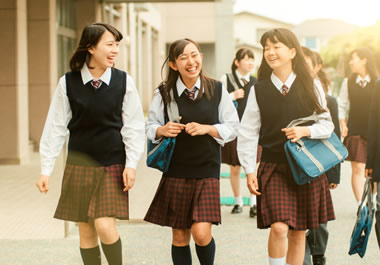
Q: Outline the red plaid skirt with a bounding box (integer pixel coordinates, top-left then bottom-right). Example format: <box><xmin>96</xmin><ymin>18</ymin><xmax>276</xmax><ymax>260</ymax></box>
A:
<box><xmin>54</xmin><ymin>164</ymin><xmax>128</xmax><ymax>222</ymax></box>
<box><xmin>144</xmin><ymin>177</ymin><xmax>221</xmax><ymax>229</ymax></box>
<box><xmin>222</xmin><ymin>139</ymin><xmax>262</xmax><ymax>166</ymax></box>
<box><xmin>344</xmin><ymin>135</ymin><xmax>367</xmax><ymax>163</ymax></box>
<box><xmin>256</xmin><ymin>162</ymin><xmax>335</xmax><ymax>230</ymax></box>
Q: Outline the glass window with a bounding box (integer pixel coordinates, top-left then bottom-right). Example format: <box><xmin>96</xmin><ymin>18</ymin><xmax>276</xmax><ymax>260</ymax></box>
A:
<box><xmin>305</xmin><ymin>37</ymin><xmax>317</xmax><ymax>50</ymax></box>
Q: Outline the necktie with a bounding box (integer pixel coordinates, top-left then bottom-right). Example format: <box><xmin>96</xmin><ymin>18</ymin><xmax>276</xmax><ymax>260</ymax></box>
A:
<box><xmin>91</xmin><ymin>79</ymin><xmax>102</xmax><ymax>89</ymax></box>
<box><xmin>241</xmin><ymin>78</ymin><xmax>248</xmax><ymax>86</ymax></box>
<box><xmin>281</xmin><ymin>84</ymin><xmax>289</xmax><ymax>95</ymax></box>
<box><xmin>359</xmin><ymin>80</ymin><xmax>366</xmax><ymax>88</ymax></box>
<box><xmin>185</xmin><ymin>88</ymin><xmax>195</xmax><ymax>100</ymax></box>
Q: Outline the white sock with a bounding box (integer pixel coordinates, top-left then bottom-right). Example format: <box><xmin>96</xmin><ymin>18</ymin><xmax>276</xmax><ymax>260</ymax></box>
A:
<box><xmin>268</xmin><ymin>256</ymin><xmax>286</xmax><ymax>265</ymax></box>
<box><xmin>250</xmin><ymin>194</ymin><xmax>256</xmax><ymax>207</ymax></box>
<box><xmin>235</xmin><ymin>196</ymin><xmax>243</xmax><ymax>206</ymax></box>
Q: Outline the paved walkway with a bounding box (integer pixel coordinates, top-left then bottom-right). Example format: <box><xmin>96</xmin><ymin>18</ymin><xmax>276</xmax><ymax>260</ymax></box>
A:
<box><xmin>0</xmin><ymin>151</ymin><xmax>379</xmax><ymax>264</ymax></box>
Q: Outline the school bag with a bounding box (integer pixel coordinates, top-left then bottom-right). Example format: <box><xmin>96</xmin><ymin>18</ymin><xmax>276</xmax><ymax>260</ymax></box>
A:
<box><xmin>283</xmin><ymin>113</ymin><xmax>348</xmax><ymax>185</ymax></box>
<box><xmin>146</xmin><ymin>89</ymin><xmax>179</xmax><ymax>173</ymax></box>
<box><xmin>348</xmin><ymin>178</ymin><xmax>375</xmax><ymax>258</ymax></box>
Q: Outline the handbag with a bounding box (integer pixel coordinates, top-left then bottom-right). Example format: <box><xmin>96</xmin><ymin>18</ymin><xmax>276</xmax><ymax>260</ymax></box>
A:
<box><xmin>146</xmin><ymin>89</ymin><xmax>180</xmax><ymax>173</ymax></box>
<box><xmin>283</xmin><ymin>113</ymin><xmax>348</xmax><ymax>185</ymax></box>
<box><xmin>348</xmin><ymin>178</ymin><xmax>375</xmax><ymax>258</ymax></box>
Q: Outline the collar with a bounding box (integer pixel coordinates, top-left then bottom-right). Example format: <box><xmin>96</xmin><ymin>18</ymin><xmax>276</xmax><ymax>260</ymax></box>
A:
<box><xmin>176</xmin><ymin>76</ymin><xmax>202</xmax><ymax>96</ymax></box>
<box><xmin>355</xmin><ymin>74</ymin><xmax>371</xmax><ymax>84</ymax></box>
<box><xmin>80</xmin><ymin>63</ymin><xmax>112</xmax><ymax>86</ymax></box>
<box><xmin>271</xmin><ymin>71</ymin><xmax>297</xmax><ymax>90</ymax></box>
<box><xmin>235</xmin><ymin>69</ymin><xmax>251</xmax><ymax>83</ymax></box>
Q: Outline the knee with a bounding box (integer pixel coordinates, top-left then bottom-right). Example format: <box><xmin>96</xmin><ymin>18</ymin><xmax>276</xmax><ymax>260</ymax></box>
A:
<box><xmin>94</xmin><ymin>219</ymin><xmax>116</xmax><ymax>239</ymax></box>
<box><xmin>192</xmin><ymin>229</ymin><xmax>212</xmax><ymax>246</ymax></box>
<box><xmin>173</xmin><ymin>229</ymin><xmax>191</xmax><ymax>246</ymax></box>
<box><xmin>271</xmin><ymin>223</ymin><xmax>288</xmax><ymax>239</ymax></box>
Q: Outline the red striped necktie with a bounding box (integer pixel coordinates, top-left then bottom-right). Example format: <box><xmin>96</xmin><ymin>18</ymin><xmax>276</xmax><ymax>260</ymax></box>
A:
<box><xmin>91</xmin><ymin>79</ymin><xmax>102</xmax><ymax>89</ymax></box>
<box><xmin>281</xmin><ymin>84</ymin><xmax>289</xmax><ymax>95</ymax></box>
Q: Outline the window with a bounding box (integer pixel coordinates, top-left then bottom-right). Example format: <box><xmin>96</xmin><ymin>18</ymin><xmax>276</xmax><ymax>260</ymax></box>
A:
<box><xmin>305</xmin><ymin>37</ymin><xmax>317</xmax><ymax>50</ymax></box>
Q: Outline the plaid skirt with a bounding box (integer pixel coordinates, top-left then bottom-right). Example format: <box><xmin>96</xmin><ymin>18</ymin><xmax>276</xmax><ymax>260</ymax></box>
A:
<box><xmin>144</xmin><ymin>177</ymin><xmax>221</xmax><ymax>229</ymax></box>
<box><xmin>344</xmin><ymin>135</ymin><xmax>367</xmax><ymax>163</ymax></box>
<box><xmin>54</xmin><ymin>164</ymin><xmax>128</xmax><ymax>222</ymax></box>
<box><xmin>256</xmin><ymin>162</ymin><xmax>335</xmax><ymax>230</ymax></box>
<box><xmin>222</xmin><ymin>140</ymin><xmax>262</xmax><ymax>166</ymax></box>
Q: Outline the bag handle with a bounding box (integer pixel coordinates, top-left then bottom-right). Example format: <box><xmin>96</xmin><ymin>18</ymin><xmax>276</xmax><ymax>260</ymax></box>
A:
<box><xmin>167</xmin><ymin>89</ymin><xmax>180</xmax><ymax>123</ymax></box>
<box><xmin>357</xmin><ymin>178</ymin><xmax>375</xmax><ymax>217</ymax></box>
<box><xmin>286</xmin><ymin>112</ymin><xmax>330</xmax><ymax>128</ymax></box>
<box><xmin>227</xmin><ymin>73</ymin><xmax>240</xmax><ymax>91</ymax></box>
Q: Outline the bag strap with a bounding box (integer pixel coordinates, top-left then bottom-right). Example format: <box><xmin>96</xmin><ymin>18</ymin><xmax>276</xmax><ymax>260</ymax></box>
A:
<box><xmin>227</xmin><ymin>73</ymin><xmax>240</xmax><ymax>91</ymax></box>
<box><xmin>286</xmin><ymin>112</ymin><xmax>330</xmax><ymax>128</ymax></box>
<box><xmin>167</xmin><ymin>89</ymin><xmax>180</xmax><ymax>123</ymax></box>
<box><xmin>357</xmin><ymin>178</ymin><xmax>375</xmax><ymax>217</ymax></box>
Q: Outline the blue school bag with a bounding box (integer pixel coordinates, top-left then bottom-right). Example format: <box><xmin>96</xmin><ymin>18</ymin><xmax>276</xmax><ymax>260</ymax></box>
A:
<box><xmin>284</xmin><ymin>113</ymin><xmax>348</xmax><ymax>185</ymax></box>
<box><xmin>146</xmin><ymin>89</ymin><xmax>179</xmax><ymax>173</ymax></box>
<box><xmin>349</xmin><ymin>178</ymin><xmax>375</xmax><ymax>258</ymax></box>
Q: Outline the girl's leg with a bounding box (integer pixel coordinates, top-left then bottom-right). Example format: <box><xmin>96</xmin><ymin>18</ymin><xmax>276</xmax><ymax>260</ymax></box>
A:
<box><xmin>351</xmin><ymin>161</ymin><xmax>366</xmax><ymax>202</ymax></box>
<box><xmin>94</xmin><ymin>217</ymin><xmax>122</xmax><ymax>265</ymax></box>
<box><xmin>268</xmin><ymin>222</ymin><xmax>288</xmax><ymax>264</ymax></box>
<box><xmin>192</xmin><ymin>222</ymin><xmax>215</xmax><ymax>265</ymax></box>
<box><xmin>230</xmin><ymin>166</ymin><xmax>243</xmax><ymax>213</ymax></box>
<box><xmin>78</xmin><ymin>220</ymin><xmax>101</xmax><ymax>265</ymax></box>
<box><xmin>172</xmin><ymin>228</ymin><xmax>192</xmax><ymax>265</ymax></box>
<box><xmin>287</xmin><ymin>230</ymin><xmax>306</xmax><ymax>265</ymax></box>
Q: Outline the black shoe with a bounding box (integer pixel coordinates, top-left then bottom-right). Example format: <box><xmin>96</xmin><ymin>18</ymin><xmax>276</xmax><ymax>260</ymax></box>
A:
<box><xmin>249</xmin><ymin>205</ymin><xmax>257</xmax><ymax>217</ymax></box>
<box><xmin>312</xmin><ymin>255</ymin><xmax>326</xmax><ymax>265</ymax></box>
<box><xmin>231</xmin><ymin>205</ymin><xmax>243</xmax><ymax>214</ymax></box>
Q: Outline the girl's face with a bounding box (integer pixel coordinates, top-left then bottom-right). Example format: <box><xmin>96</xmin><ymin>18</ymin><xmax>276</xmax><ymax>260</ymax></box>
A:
<box><xmin>88</xmin><ymin>30</ymin><xmax>119</xmax><ymax>70</ymax></box>
<box><xmin>169</xmin><ymin>42</ymin><xmax>203</xmax><ymax>85</ymax></box>
<box><xmin>235</xmin><ymin>55</ymin><xmax>254</xmax><ymax>75</ymax></box>
<box><xmin>264</xmin><ymin>39</ymin><xmax>296</xmax><ymax>71</ymax></box>
<box><xmin>349</xmin><ymin>52</ymin><xmax>367</xmax><ymax>74</ymax></box>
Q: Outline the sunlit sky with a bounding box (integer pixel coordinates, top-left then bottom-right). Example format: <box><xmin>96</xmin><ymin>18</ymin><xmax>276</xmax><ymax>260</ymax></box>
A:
<box><xmin>234</xmin><ymin>0</ymin><xmax>379</xmax><ymax>26</ymax></box>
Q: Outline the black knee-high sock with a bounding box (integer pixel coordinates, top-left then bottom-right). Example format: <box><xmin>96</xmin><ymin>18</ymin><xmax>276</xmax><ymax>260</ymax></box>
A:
<box><xmin>80</xmin><ymin>245</ymin><xmax>101</xmax><ymax>265</ymax></box>
<box><xmin>195</xmin><ymin>237</ymin><xmax>215</xmax><ymax>265</ymax></box>
<box><xmin>171</xmin><ymin>245</ymin><xmax>192</xmax><ymax>265</ymax></box>
<box><xmin>101</xmin><ymin>237</ymin><xmax>122</xmax><ymax>265</ymax></box>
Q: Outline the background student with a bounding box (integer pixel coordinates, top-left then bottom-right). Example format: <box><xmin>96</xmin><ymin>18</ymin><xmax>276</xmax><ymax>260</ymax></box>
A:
<box><xmin>36</xmin><ymin>23</ymin><xmax>145</xmax><ymax>265</ymax></box>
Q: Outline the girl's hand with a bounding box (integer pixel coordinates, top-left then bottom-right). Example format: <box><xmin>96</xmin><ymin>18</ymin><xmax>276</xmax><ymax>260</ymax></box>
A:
<box><xmin>36</xmin><ymin>175</ymin><xmax>49</xmax><ymax>194</ymax></box>
<box><xmin>122</xmin><ymin>168</ymin><xmax>136</xmax><ymax>192</ymax></box>
<box><xmin>246</xmin><ymin>173</ymin><xmax>261</xmax><ymax>195</ymax></box>
<box><xmin>340</xmin><ymin>119</ymin><xmax>348</xmax><ymax>138</ymax></box>
<box><xmin>185</xmin><ymin>122</ymin><xmax>211</xmax><ymax>136</ymax></box>
<box><xmin>234</xmin><ymin>89</ymin><xmax>245</xmax><ymax>100</ymax></box>
<box><xmin>365</xmin><ymin>168</ymin><xmax>373</xmax><ymax>179</ymax></box>
<box><xmin>281</xmin><ymin>126</ymin><xmax>310</xmax><ymax>142</ymax></box>
<box><xmin>156</xmin><ymin>121</ymin><xmax>185</xmax><ymax>138</ymax></box>
<box><xmin>329</xmin><ymin>183</ymin><xmax>338</xmax><ymax>189</ymax></box>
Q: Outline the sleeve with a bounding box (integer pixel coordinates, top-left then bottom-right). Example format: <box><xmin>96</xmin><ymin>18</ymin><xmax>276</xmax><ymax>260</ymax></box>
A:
<box><xmin>237</xmin><ymin>85</ymin><xmax>261</xmax><ymax>174</ymax></box>
<box><xmin>146</xmin><ymin>89</ymin><xmax>165</xmax><ymax>144</ymax></box>
<box><xmin>39</xmin><ymin>76</ymin><xmax>72</xmax><ymax>176</ymax></box>
<box><xmin>327</xmin><ymin>96</ymin><xmax>341</xmax><ymax>137</ymax></box>
<box><xmin>213</xmin><ymin>86</ymin><xmax>239</xmax><ymax>146</ymax></box>
<box><xmin>121</xmin><ymin>75</ymin><xmax>146</xmax><ymax>169</ymax></box>
<box><xmin>337</xmin><ymin>78</ymin><xmax>349</xmax><ymax>120</ymax></box>
<box><xmin>366</xmin><ymin>80</ymin><xmax>380</xmax><ymax>169</ymax></box>
<box><xmin>307</xmin><ymin>80</ymin><xmax>334</xmax><ymax>139</ymax></box>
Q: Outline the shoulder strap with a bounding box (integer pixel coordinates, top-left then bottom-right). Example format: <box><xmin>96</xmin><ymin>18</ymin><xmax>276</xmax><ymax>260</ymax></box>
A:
<box><xmin>286</xmin><ymin>112</ymin><xmax>330</xmax><ymax>128</ymax></box>
<box><xmin>227</xmin><ymin>73</ymin><xmax>240</xmax><ymax>91</ymax></box>
<box><xmin>167</xmin><ymin>89</ymin><xmax>180</xmax><ymax>123</ymax></box>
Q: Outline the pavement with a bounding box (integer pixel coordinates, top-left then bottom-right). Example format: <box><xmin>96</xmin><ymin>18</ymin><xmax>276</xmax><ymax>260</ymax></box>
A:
<box><xmin>0</xmin><ymin>150</ymin><xmax>379</xmax><ymax>264</ymax></box>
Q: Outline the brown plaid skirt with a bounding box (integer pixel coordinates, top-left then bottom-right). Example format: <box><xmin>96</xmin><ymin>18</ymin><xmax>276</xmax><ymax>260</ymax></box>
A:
<box><xmin>222</xmin><ymin>139</ymin><xmax>262</xmax><ymax>166</ymax></box>
<box><xmin>256</xmin><ymin>162</ymin><xmax>335</xmax><ymax>230</ymax></box>
<box><xmin>343</xmin><ymin>135</ymin><xmax>367</xmax><ymax>163</ymax></box>
<box><xmin>54</xmin><ymin>164</ymin><xmax>128</xmax><ymax>222</ymax></box>
<box><xmin>144</xmin><ymin>177</ymin><xmax>221</xmax><ymax>229</ymax></box>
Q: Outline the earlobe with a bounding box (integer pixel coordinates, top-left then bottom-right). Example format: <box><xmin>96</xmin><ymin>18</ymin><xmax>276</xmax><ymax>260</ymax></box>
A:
<box><xmin>88</xmin><ymin>47</ymin><xmax>94</xmax><ymax>55</ymax></box>
<box><xmin>169</xmin><ymin>61</ymin><xmax>178</xmax><ymax>71</ymax></box>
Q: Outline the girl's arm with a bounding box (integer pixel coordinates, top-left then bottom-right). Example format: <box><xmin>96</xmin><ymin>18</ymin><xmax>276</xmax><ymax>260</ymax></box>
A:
<box><xmin>337</xmin><ymin>78</ymin><xmax>349</xmax><ymax>137</ymax></box>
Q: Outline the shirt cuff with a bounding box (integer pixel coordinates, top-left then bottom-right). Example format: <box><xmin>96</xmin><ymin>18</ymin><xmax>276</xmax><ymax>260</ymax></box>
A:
<box><xmin>229</xmin><ymin>92</ymin><xmax>235</xmax><ymax>101</ymax></box>
<box><xmin>125</xmin><ymin>160</ymin><xmax>138</xmax><ymax>170</ymax></box>
<box><xmin>212</xmin><ymin>124</ymin><xmax>225</xmax><ymax>146</ymax></box>
<box><xmin>147</xmin><ymin>125</ymin><xmax>162</xmax><ymax>144</ymax></box>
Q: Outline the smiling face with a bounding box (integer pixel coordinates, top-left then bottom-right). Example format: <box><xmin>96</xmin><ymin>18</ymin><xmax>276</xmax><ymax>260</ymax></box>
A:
<box><xmin>88</xmin><ymin>30</ymin><xmax>119</xmax><ymax>71</ymax></box>
<box><xmin>169</xmin><ymin>42</ymin><xmax>202</xmax><ymax>87</ymax></box>
<box><xmin>264</xmin><ymin>38</ymin><xmax>296</xmax><ymax>72</ymax></box>
<box><xmin>235</xmin><ymin>55</ymin><xmax>254</xmax><ymax>75</ymax></box>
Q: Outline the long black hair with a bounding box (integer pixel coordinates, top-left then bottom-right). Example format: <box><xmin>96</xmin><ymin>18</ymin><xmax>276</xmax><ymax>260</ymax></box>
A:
<box><xmin>159</xmin><ymin>38</ymin><xmax>215</xmax><ymax>105</ymax></box>
<box><xmin>257</xmin><ymin>28</ymin><xmax>325</xmax><ymax>114</ymax></box>
<box><xmin>69</xmin><ymin>23</ymin><xmax>123</xmax><ymax>72</ymax></box>
<box><xmin>314</xmin><ymin>52</ymin><xmax>331</xmax><ymax>95</ymax></box>
<box><xmin>231</xmin><ymin>48</ymin><xmax>254</xmax><ymax>72</ymax></box>
<box><xmin>349</xmin><ymin>47</ymin><xmax>379</xmax><ymax>82</ymax></box>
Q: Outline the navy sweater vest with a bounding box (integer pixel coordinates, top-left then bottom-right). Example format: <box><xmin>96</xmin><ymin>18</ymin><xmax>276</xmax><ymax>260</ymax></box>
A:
<box><xmin>347</xmin><ymin>76</ymin><xmax>374</xmax><ymax>139</ymax></box>
<box><xmin>255</xmin><ymin>78</ymin><xmax>314</xmax><ymax>162</ymax></box>
<box><xmin>164</xmin><ymin>81</ymin><xmax>223</xmax><ymax>179</ymax></box>
<box><xmin>66</xmin><ymin>68</ymin><xmax>126</xmax><ymax>166</ymax></box>
<box><xmin>226</xmin><ymin>73</ymin><xmax>256</xmax><ymax>120</ymax></box>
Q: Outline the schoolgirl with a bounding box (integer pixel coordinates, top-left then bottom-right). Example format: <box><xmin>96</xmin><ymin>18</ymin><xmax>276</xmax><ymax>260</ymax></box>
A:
<box><xmin>237</xmin><ymin>28</ymin><xmax>335</xmax><ymax>265</ymax></box>
<box><xmin>144</xmin><ymin>38</ymin><xmax>239</xmax><ymax>265</ymax></box>
<box><xmin>36</xmin><ymin>23</ymin><xmax>145</xmax><ymax>265</ymax></box>
<box><xmin>338</xmin><ymin>47</ymin><xmax>379</xmax><ymax>204</ymax></box>
<box><xmin>302</xmin><ymin>48</ymin><xmax>341</xmax><ymax>265</ymax></box>
<box><xmin>220</xmin><ymin>48</ymin><xmax>260</xmax><ymax>217</ymax></box>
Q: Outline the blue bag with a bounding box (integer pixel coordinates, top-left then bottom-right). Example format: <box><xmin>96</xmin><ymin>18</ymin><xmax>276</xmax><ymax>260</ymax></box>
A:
<box><xmin>146</xmin><ymin>89</ymin><xmax>179</xmax><ymax>173</ymax></box>
<box><xmin>348</xmin><ymin>178</ymin><xmax>375</xmax><ymax>258</ymax></box>
<box><xmin>284</xmin><ymin>114</ymin><xmax>348</xmax><ymax>185</ymax></box>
